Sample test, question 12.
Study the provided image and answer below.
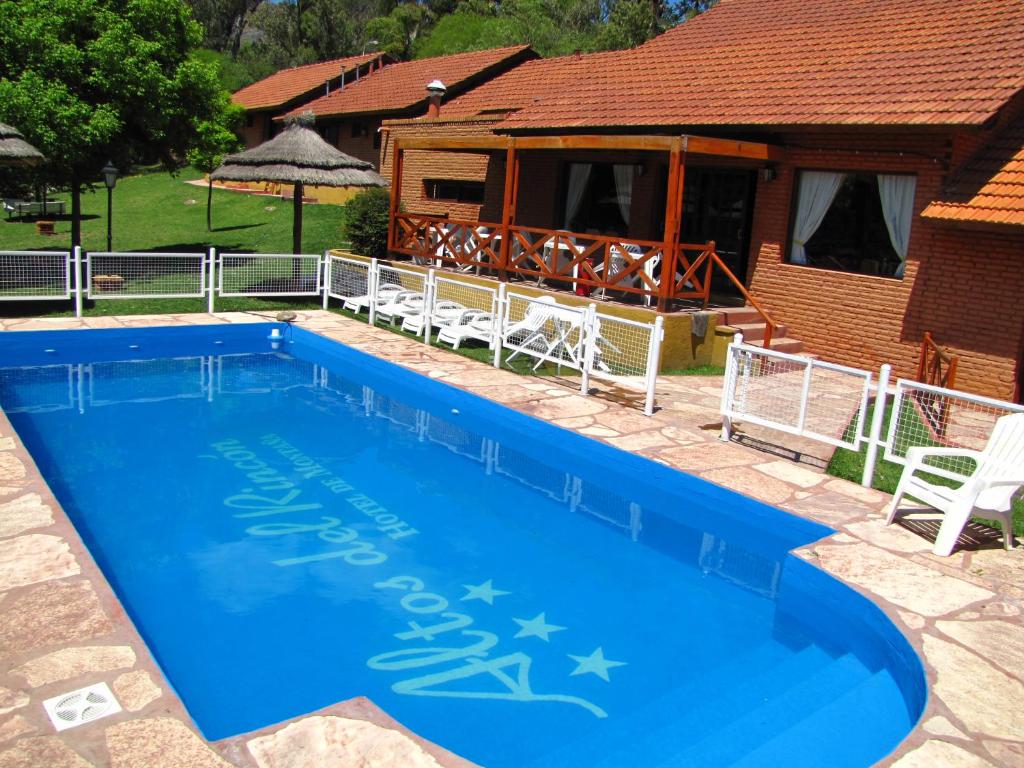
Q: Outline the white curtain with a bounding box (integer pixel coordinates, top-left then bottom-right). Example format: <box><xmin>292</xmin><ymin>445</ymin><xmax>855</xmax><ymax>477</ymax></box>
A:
<box><xmin>790</xmin><ymin>171</ymin><xmax>846</xmax><ymax>264</ymax></box>
<box><xmin>564</xmin><ymin>163</ymin><xmax>592</xmax><ymax>228</ymax></box>
<box><xmin>612</xmin><ymin>164</ymin><xmax>634</xmax><ymax>224</ymax></box>
<box><xmin>878</xmin><ymin>174</ymin><xmax>916</xmax><ymax>278</ymax></box>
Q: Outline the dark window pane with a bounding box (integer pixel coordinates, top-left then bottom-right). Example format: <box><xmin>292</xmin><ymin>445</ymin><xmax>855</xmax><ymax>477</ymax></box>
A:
<box><xmin>789</xmin><ymin>171</ymin><xmax>911</xmax><ymax>278</ymax></box>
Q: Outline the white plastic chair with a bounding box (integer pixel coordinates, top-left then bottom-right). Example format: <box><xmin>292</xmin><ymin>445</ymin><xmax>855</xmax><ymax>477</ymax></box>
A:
<box><xmin>885</xmin><ymin>412</ymin><xmax>1024</xmax><ymax>556</ymax></box>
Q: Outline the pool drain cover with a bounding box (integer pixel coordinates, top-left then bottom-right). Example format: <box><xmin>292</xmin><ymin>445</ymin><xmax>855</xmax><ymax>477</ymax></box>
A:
<box><xmin>42</xmin><ymin>682</ymin><xmax>122</xmax><ymax>732</ymax></box>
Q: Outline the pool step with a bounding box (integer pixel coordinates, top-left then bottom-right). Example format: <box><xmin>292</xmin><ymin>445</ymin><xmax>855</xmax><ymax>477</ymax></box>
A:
<box><xmin>665</xmin><ymin>652</ymin><xmax>872</xmax><ymax>767</ymax></box>
<box><xmin>525</xmin><ymin>640</ymin><xmax>805</xmax><ymax>768</ymax></box>
<box><xmin>727</xmin><ymin>669</ymin><xmax>910</xmax><ymax>768</ymax></box>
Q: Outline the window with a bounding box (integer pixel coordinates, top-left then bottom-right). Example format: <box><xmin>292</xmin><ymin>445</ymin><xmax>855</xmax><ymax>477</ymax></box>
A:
<box><xmin>561</xmin><ymin>163</ymin><xmax>632</xmax><ymax>236</ymax></box>
<box><xmin>351</xmin><ymin>121</ymin><xmax>369</xmax><ymax>138</ymax></box>
<box><xmin>788</xmin><ymin>170</ymin><xmax>916</xmax><ymax>278</ymax></box>
<box><xmin>424</xmin><ymin>179</ymin><xmax>485</xmax><ymax>204</ymax></box>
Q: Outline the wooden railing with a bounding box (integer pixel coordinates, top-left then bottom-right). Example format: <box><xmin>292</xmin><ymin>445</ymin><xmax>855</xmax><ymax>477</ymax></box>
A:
<box><xmin>391</xmin><ymin>213</ymin><xmax>778</xmax><ymax>346</ymax></box>
<box><xmin>917</xmin><ymin>331</ymin><xmax>959</xmax><ymax>390</ymax></box>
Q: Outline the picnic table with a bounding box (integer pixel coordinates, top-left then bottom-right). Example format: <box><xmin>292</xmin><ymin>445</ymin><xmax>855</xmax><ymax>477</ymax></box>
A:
<box><xmin>4</xmin><ymin>200</ymin><xmax>66</xmax><ymax>219</ymax></box>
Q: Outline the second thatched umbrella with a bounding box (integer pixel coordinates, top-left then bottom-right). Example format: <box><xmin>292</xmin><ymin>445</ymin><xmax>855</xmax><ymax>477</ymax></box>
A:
<box><xmin>212</xmin><ymin>120</ymin><xmax>386</xmax><ymax>257</ymax></box>
<box><xmin>0</xmin><ymin>122</ymin><xmax>45</xmax><ymax>166</ymax></box>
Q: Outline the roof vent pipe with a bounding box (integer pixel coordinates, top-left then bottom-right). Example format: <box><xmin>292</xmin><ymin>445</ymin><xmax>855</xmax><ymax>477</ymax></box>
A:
<box><xmin>426</xmin><ymin>79</ymin><xmax>447</xmax><ymax>119</ymax></box>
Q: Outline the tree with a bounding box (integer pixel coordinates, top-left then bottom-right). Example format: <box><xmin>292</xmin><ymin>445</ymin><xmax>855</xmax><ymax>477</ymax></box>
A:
<box><xmin>344</xmin><ymin>187</ymin><xmax>391</xmax><ymax>260</ymax></box>
<box><xmin>366</xmin><ymin>3</ymin><xmax>429</xmax><ymax>60</ymax></box>
<box><xmin>593</xmin><ymin>0</ymin><xmax>654</xmax><ymax>50</ymax></box>
<box><xmin>0</xmin><ymin>0</ymin><xmax>233</xmax><ymax>248</ymax></box>
<box><xmin>187</xmin><ymin>95</ymin><xmax>243</xmax><ymax>231</ymax></box>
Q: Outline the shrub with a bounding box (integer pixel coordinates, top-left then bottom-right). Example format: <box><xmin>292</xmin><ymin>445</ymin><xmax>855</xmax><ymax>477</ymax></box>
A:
<box><xmin>344</xmin><ymin>187</ymin><xmax>391</xmax><ymax>259</ymax></box>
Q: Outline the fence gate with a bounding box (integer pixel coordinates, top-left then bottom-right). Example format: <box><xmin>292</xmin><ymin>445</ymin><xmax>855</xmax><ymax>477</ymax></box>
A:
<box><xmin>721</xmin><ymin>337</ymin><xmax>873</xmax><ymax>450</ymax></box>
<box><xmin>86</xmin><ymin>252</ymin><xmax>207</xmax><ymax>299</ymax></box>
<box><xmin>0</xmin><ymin>251</ymin><xmax>72</xmax><ymax>301</ymax></box>
<box><xmin>218</xmin><ymin>253</ymin><xmax>322</xmax><ymax>297</ymax></box>
<box><xmin>883</xmin><ymin>378</ymin><xmax>1024</xmax><ymax>476</ymax></box>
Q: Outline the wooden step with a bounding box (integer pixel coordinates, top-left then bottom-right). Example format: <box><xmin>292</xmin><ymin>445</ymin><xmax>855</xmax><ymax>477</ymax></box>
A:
<box><xmin>730</xmin><ymin>321</ymin><xmax>789</xmax><ymax>343</ymax></box>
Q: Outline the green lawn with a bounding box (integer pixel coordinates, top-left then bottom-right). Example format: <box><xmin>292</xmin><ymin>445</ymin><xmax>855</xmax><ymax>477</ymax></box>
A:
<box><xmin>0</xmin><ymin>167</ymin><xmax>347</xmax><ymax>255</ymax></box>
<box><xmin>828</xmin><ymin>400</ymin><xmax>1023</xmax><ymax>536</ymax></box>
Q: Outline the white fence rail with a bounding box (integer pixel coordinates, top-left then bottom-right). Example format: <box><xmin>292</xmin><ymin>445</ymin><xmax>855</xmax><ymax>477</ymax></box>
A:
<box><xmin>720</xmin><ymin>334</ymin><xmax>1024</xmax><ymax>487</ymax></box>
<box><xmin>218</xmin><ymin>253</ymin><xmax>322</xmax><ymax>297</ymax></box>
<box><xmin>721</xmin><ymin>339</ymin><xmax>873</xmax><ymax>451</ymax></box>
<box><xmin>86</xmin><ymin>251</ymin><xmax>207</xmax><ymax>299</ymax></box>
<box><xmin>0</xmin><ymin>251</ymin><xmax>71</xmax><ymax>300</ymax></box>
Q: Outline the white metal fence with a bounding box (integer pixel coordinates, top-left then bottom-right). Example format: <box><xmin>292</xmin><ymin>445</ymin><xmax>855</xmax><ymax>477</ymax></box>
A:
<box><xmin>323</xmin><ymin>260</ymin><xmax>665</xmax><ymax>415</ymax></box>
<box><xmin>0</xmin><ymin>250</ymin><xmax>665</xmax><ymax>414</ymax></box>
<box><xmin>86</xmin><ymin>252</ymin><xmax>207</xmax><ymax>299</ymax></box>
<box><xmin>720</xmin><ymin>334</ymin><xmax>1024</xmax><ymax>487</ymax></box>
<box><xmin>0</xmin><ymin>251</ymin><xmax>71</xmax><ymax>300</ymax></box>
<box><xmin>721</xmin><ymin>339</ymin><xmax>873</xmax><ymax>451</ymax></box>
<box><xmin>218</xmin><ymin>253</ymin><xmax>322</xmax><ymax>297</ymax></box>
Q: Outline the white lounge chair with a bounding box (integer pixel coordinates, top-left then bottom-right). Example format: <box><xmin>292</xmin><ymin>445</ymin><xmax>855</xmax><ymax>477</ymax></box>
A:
<box><xmin>885</xmin><ymin>412</ymin><xmax>1024</xmax><ymax>556</ymax></box>
<box><xmin>375</xmin><ymin>291</ymin><xmax>425</xmax><ymax>324</ymax></box>
<box><xmin>437</xmin><ymin>310</ymin><xmax>497</xmax><ymax>349</ymax></box>
<box><xmin>343</xmin><ymin>283</ymin><xmax>403</xmax><ymax>314</ymax></box>
<box><xmin>401</xmin><ymin>300</ymin><xmax>467</xmax><ymax>336</ymax></box>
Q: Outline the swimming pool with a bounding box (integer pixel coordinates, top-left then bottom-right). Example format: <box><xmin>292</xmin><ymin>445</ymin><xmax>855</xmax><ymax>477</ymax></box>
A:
<box><xmin>0</xmin><ymin>323</ymin><xmax>925</xmax><ymax>766</ymax></box>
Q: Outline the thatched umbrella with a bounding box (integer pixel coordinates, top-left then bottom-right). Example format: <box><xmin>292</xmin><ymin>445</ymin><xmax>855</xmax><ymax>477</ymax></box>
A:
<box><xmin>0</xmin><ymin>123</ymin><xmax>45</xmax><ymax>166</ymax></box>
<box><xmin>211</xmin><ymin>119</ymin><xmax>385</xmax><ymax>258</ymax></box>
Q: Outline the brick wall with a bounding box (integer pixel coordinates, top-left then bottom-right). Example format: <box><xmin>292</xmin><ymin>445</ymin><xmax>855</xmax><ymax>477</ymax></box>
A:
<box><xmin>380</xmin><ymin>116</ymin><xmax>507</xmax><ymax>221</ymax></box>
<box><xmin>241</xmin><ymin>113</ymin><xmax>271</xmax><ymax>149</ymax></box>
<box><xmin>747</xmin><ymin>130</ymin><xmax>1024</xmax><ymax>401</ymax></box>
<box><xmin>333</xmin><ymin>117</ymin><xmax>384</xmax><ymax>168</ymax></box>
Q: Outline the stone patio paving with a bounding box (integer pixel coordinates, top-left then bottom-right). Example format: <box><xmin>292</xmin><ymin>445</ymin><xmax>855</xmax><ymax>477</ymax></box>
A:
<box><xmin>0</xmin><ymin>310</ymin><xmax>1021</xmax><ymax>768</ymax></box>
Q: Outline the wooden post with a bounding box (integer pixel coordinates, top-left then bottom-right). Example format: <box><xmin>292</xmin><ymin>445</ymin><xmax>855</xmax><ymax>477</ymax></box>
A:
<box><xmin>388</xmin><ymin>144</ymin><xmax>404</xmax><ymax>254</ymax></box>
<box><xmin>498</xmin><ymin>143</ymin><xmax>518</xmax><ymax>281</ymax></box>
<box><xmin>292</xmin><ymin>181</ymin><xmax>304</xmax><ymax>278</ymax></box>
<box><xmin>658</xmin><ymin>139</ymin><xmax>685</xmax><ymax>312</ymax></box>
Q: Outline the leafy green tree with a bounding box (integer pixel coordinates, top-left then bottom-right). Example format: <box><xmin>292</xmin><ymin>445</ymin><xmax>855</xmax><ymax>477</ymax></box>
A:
<box><xmin>593</xmin><ymin>0</ymin><xmax>654</xmax><ymax>50</ymax></box>
<box><xmin>0</xmin><ymin>0</ymin><xmax>232</xmax><ymax>248</ymax></box>
<box><xmin>344</xmin><ymin>187</ymin><xmax>391</xmax><ymax>259</ymax></box>
<box><xmin>366</xmin><ymin>3</ymin><xmax>429</xmax><ymax>60</ymax></box>
<box><xmin>187</xmin><ymin>95</ymin><xmax>243</xmax><ymax>231</ymax></box>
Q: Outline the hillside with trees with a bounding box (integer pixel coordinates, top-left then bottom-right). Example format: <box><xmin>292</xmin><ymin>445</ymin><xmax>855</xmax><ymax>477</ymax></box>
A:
<box><xmin>189</xmin><ymin>0</ymin><xmax>718</xmax><ymax>91</ymax></box>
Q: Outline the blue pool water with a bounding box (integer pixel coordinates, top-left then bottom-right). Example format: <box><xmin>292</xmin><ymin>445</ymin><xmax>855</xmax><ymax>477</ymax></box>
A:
<box><xmin>0</xmin><ymin>324</ymin><xmax>925</xmax><ymax>767</ymax></box>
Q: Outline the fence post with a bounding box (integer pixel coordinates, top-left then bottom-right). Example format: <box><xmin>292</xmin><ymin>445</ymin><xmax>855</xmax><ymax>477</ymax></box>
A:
<box><xmin>367</xmin><ymin>258</ymin><xmax>379</xmax><ymax>325</ymax></box>
<box><xmin>862</xmin><ymin>363</ymin><xmax>891</xmax><ymax>488</ymax></box>
<box><xmin>580</xmin><ymin>303</ymin><xmax>596</xmax><ymax>396</ymax></box>
<box><xmin>73</xmin><ymin>246</ymin><xmax>84</xmax><ymax>318</ymax></box>
<box><xmin>321</xmin><ymin>251</ymin><xmax>330</xmax><ymax>310</ymax></box>
<box><xmin>643</xmin><ymin>315</ymin><xmax>665</xmax><ymax>416</ymax></box>
<box><xmin>493</xmin><ymin>282</ymin><xmax>507</xmax><ymax>369</ymax></box>
<box><xmin>206</xmin><ymin>248</ymin><xmax>216</xmax><ymax>313</ymax></box>
<box><xmin>423</xmin><ymin>268</ymin><xmax>435</xmax><ymax>345</ymax></box>
<box><xmin>719</xmin><ymin>332</ymin><xmax>744</xmax><ymax>441</ymax></box>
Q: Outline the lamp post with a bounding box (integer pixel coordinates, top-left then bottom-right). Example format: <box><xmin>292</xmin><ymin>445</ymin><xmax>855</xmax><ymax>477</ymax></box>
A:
<box><xmin>101</xmin><ymin>161</ymin><xmax>119</xmax><ymax>251</ymax></box>
<box><xmin>362</xmin><ymin>39</ymin><xmax>378</xmax><ymax>55</ymax></box>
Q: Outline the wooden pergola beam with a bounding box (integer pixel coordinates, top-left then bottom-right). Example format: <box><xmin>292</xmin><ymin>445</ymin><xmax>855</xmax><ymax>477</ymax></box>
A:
<box><xmin>393</xmin><ymin>133</ymin><xmax>782</xmax><ymax>161</ymax></box>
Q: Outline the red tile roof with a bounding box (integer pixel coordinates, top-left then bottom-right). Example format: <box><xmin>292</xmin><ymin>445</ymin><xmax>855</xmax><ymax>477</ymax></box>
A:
<box><xmin>284</xmin><ymin>46</ymin><xmax>536</xmax><ymax>120</ymax></box>
<box><xmin>443</xmin><ymin>53</ymin><xmax>616</xmax><ymax>118</ymax></box>
<box><xmin>489</xmin><ymin>0</ymin><xmax>1024</xmax><ymax>131</ymax></box>
<box><xmin>922</xmin><ymin>117</ymin><xmax>1024</xmax><ymax>226</ymax></box>
<box><xmin>232</xmin><ymin>53</ymin><xmax>385</xmax><ymax>111</ymax></box>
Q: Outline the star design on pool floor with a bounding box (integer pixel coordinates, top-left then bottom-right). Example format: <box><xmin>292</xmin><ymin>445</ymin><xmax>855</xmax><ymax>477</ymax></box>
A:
<box><xmin>568</xmin><ymin>648</ymin><xmax>628</xmax><ymax>682</ymax></box>
<box><xmin>512</xmin><ymin>612</ymin><xmax>567</xmax><ymax>642</ymax></box>
<box><xmin>461</xmin><ymin>579</ymin><xmax>511</xmax><ymax>605</ymax></box>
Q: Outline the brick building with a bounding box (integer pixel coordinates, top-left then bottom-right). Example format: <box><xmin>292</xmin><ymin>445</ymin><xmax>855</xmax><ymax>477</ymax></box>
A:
<box><xmin>381</xmin><ymin>0</ymin><xmax>1024</xmax><ymax>402</ymax></box>
<box><xmin>232</xmin><ymin>53</ymin><xmax>388</xmax><ymax>148</ymax></box>
<box><xmin>280</xmin><ymin>46</ymin><xmax>537</xmax><ymax>169</ymax></box>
